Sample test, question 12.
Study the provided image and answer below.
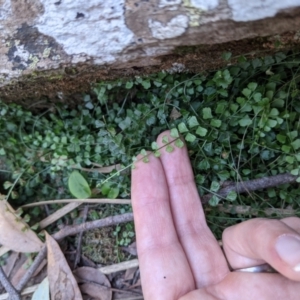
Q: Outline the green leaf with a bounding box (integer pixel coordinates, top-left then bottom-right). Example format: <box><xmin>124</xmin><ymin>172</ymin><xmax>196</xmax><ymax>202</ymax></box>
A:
<box><xmin>166</xmin><ymin>145</ymin><xmax>174</xmax><ymax>153</ymax></box>
<box><xmin>210</xmin><ymin>181</ymin><xmax>220</xmax><ymax>192</ymax></box>
<box><xmin>3</xmin><ymin>181</ymin><xmax>13</xmax><ymax>190</ymax></box>
<box><xmin>101</xmin><ymin>182</ymin><xmax>111</xmax><ymax>196</ymax></box>
<box><xmin>196</xmin><ymin>174</ymin><xmax>205</xmax><ymax>184</ymax></box>
<box><xmin>297</xmin><ymin>177</ymin><xmax>300</xmax><ymax>183</ymax></box>
<box><xmin>141</xmin><ymin>80</ymin><xmax>151</xmax><ymax>89</ymax></box>
<box><xmin>154</xmin><ymin>151</ymin><xmax>161</xmax><ymax>157</ymax></box>
<box><xmin>141</xmin><ymin>149</ymin><xmax>147</xmax><ymax>156</ymax></box>
<box><xmin>196</xmin><ymin>126</ymin><xmax>207</xmax><ymax>137</ymax></box>
<box><xmin>242</xmin><ymin>88</ymin><xmax>251</xmax><ymax>98</ymax></box>
<box><xmin>202</xmin><ymin>107</ymin><xmax>213</xmax><ymax>119</ymax></box>
<box><xmin>236</xmin><ymin>97</ymin><xmax>245</xmax><ymax>105</ymax></box>
<box><xmin>267</xmin><ymin>189</ymin><xmax>276</xmax><ymax>198</ymax></box>
<box><xmin>185</xmin><ymin>133</ymin><xmax>196</xmax><ymax>142</ymax></box>
<box><xmin>216</xmin><ymin>103</ymin><xmax>226</xmax><ymax>114</ymax></box>
<box><xmin>217</xmin><ymin>170</ymin><xmax>230</xmax><ymax>181</ymax></box>
<box><xmin>119</xmin><ymin>116</ymin><xmax>132</xmax><ymax>130</ymax></box>
<box><xmin>291</xmin><ymin>169</ymin><xmax>299</xmax><ymax>176</ymax></box>
<box><xmin>85</xmin><ymin>102</ymin><xmax>94</xmax><ymax>110</ymax></box>
<box><xmin>108</xmin><ymin>187</ymin><xmax>119</xmax><ymax>199</ymax></box>
<box><xmin>252</xmin><ymin>91</ymin><xmax>261</xmax><ymax>102</ymax></box>
<box><xmin>287</xmin><ymin>131</ymin><xmax>298</xmax><ymax>141</ymax></box>
<box><xmin>276</xmin><ymin>134</ymin><xmax>286</xmax><ymax>144</ymax></box>
<box><xmin>252</xmin><ymin>58</ymin><xmax>262</xmax><ymax>69</ymax></box>
<box><xmin>285</xmin><ymin>156</ymin><xmax>294</xmax><ymax>164</ymax></box>
<box><xmin>188</xmin><ymin>116</ymin><xmax>199</xmax><ymax>128</ymax></box>
<box><xmin>170</xmin><ymin>128</ymin><xmax>179</xmax><ymax>138</ymax></box>
<box><xmin>146</xmin><ymin>115</ymin><xmax>156</xmax><ymax>126</ymax></box>
<box><xmin>209</xmin><ymin>195</ymin><xmax>220</xmax><ymax>206</ymax></box>
<box><xmin>238</xmin><ymin>116</ymin><xmax>252</xmax><ymax>127</ymax></box>
<box><xmin>178</xmin><ymin>122</ymin><xmax>189</xmax><ymax>133</ymax></box>
<box><xmin>143</xmin><ymin>157</ymin><xmax>149</xmax><ymax>163</ymax></box>
<box><xmin>68</xmin><ymin>171</ymin><xmax>91</xmax><ymax>199</ymax></box>
<box><xmin>272</xmin><ymin>98</ymin><xmax>285</xmax><ymax>107</ymax></box>
<box><xmin>151</xmin><ymin>141</ymin><xmax>159</xmax><ymax>150</ymax></box>
<box><xmin>267</xmin><ymin>119</ymin><xmax>277</xmax><ymax>128</ymax></box>
<box><xmin>282</xmin><ymin>145</ymin><xmax>291</xmax><ymax>153</ymax></box>
<box><xmin>125</xmin><ymin>81</ymin><xmax>134</xmax><ymax>89</ymax></box>
<box><xmin>269</xmin><ymin>108</ymin><xmax>279</xmax><ymax>117</ymax></box>
<box><xmin>175</xmin><ymin>139</ymin><xmax>184</xmax><ymax>148</ymax></box>
<box><xmin>198</xmin><ymin>159</ymin><xmax>210</xmax><ymax>170</ymax></box>
<box><xmin>226</xmin><ymin>191</ymin><xmax>237</xmax><ymax>201</ymax></box>
<box><xmin>248</xmin><ymin>82</ymin><xmax>258</xmax><ymax>91</ymax></box>
<box><xmin>162</xmin><ymin>135</ymin><xmax>169</xmax><ymax>143</ymax></box>
<box><xmin>222</xmin><ymin>52</ymin><xmax>232</xmax><ymax>61</ymax></box>
<box><xmin>196</xmin><ymin>85</ymin><xmax>204</xmax><ymax>92</ymax></box>
<box><xmin>260</xmin><ymin>150</ymin><xmax>272</xmax><ymax>160</ymax></box>
<box><xmin>291</xmin><ymin>139</ymin><xmax>300</xmax><ymax>150</ymax></box>
<box><xmin>230</xmin><ymin>103</ymin><xmax>239</xmax><ymax>112</ymax></box>
<box><xmin>210</xmin><ymin>119</ymin><xmax>222</xmax><ymax>128</ymax></box>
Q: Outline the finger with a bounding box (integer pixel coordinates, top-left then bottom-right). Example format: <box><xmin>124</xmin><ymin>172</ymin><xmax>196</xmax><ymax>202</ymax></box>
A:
<box><xmin>131</xmin><ymin>152</ymin><xmax>195</xmax><ymax>299</ymax></box>
<box><xmin>157</xmin><ymin>130</ymin><xmax>229</xmax><ymax>288</ymax></box>
<box><xmin>281</xmin><ymin>216</ymin><xmax>300</xmax><ymax>232</ymax></box>
<box><xmin>180</xmin><ymin>273</ymin><xmax>300</xmax><ymax>300</ymax></box>
<box><xmin>222</xmin><ymin>218</ymin><xmax>300</xmax><ymax>281</ymax></box>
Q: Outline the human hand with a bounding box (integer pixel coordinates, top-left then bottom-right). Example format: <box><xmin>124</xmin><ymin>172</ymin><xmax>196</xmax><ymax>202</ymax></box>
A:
<box><xmin>131</xmin><ymin>130</ymin><xmax>300</xmax><ymax>299</ymax></box>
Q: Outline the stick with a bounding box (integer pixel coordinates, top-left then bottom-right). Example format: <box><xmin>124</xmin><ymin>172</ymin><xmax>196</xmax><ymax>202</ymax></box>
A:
<box><xmin>98</xmin><ymin>259</ymin><xmax>139</xmax><ymax>274</ymax></box>
<box><xmin>22</xmin><ymin>198</ymin><xmax>131</xmax><ymax>208</ymax></box>
<box><xmin>16</xmin><ymin>212</ymin><xmax>134</xmax><ymax>292</ymax></box>
<box><xmin>202</xmin><ymin>173</ymin><xmax>297</xmax><ymax>203</ymax></box>
<box><xmin>0</xmin><ymin>266</ymin><xmax>21</xmax><ymax>300</ymax></box>
<box><xmin>0</xmin><ymin>284</ymin><xmax>40</xmax><ymax>300</ymax></box>
<box><xmin>74</xmin><ymin>204</ymin><xmax>89</xmax><ymax>268</ymax></box>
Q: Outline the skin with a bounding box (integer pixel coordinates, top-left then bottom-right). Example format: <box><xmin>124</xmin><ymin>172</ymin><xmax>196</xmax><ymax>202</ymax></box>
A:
<box><xmin>131</xmin><ymin>130</ymin><xmax>300</xmax><ymax>299</ymax></box>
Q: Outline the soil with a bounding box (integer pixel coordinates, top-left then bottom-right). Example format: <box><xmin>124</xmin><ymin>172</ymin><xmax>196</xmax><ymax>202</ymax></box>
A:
<box><xmin>1</xmin><ymin>31</ymin><xmax>300</xmax><ymax>108</ymax></box>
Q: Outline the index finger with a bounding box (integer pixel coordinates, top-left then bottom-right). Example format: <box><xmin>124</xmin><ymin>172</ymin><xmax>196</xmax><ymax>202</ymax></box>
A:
<box><xmin>131</xmin><ymin>152</ymin><xmax>195</xmax><ymax>299</ymax></box>
<box><xmin>157</xmin><ymin>130</ymin><xmax>229</xmax><ymax>287</ymax></box>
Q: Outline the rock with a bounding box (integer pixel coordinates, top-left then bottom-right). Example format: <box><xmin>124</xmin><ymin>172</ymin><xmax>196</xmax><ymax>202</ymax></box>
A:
<box><xmin>1</xmin><ymin>0</ymin><xmax>300</xmax><ymax>102</ymax></box>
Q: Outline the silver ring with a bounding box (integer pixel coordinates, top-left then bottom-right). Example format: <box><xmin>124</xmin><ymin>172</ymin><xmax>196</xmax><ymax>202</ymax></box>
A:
<box><xmin>233</xmin><ymin>263</ymin><xmax>278</xmax><ymax>273</ymax></box>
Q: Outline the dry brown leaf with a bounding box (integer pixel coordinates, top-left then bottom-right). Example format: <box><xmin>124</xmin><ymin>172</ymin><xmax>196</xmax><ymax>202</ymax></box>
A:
<box><xmin>124</xmin><ymin>267</ymin><xmax>138</xmax><ymax>281</ymax></box>
<box><xmin>73</xmin><ymin>267</ymin><xmax>112</xmax><ymax>300</ymax></box>
<box><xmin>46</xmin><ymin>232</ymin><xmax>83</xmax><ymax>300</ymax></box>
<box><xmin>0</xmin><ymin>201</ymin><xmax>43</xmax><ymax>253</ymax></box>
<box><xmin>80</xmin><ymin>282</ymin><xmax>111</xmax><ymax>300</ymax></box>
<box><xmin>2</xmin><ymin>252</ymin><xmax>19</xmax><ymax>277</ymax></box>
<box><xmin>10</xmin><ymin>254</ymin><xmax>30</xmax><ymax>287</ymax></box>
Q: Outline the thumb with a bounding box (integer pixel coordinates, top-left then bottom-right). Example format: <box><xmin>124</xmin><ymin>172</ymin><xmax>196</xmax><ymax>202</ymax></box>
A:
<box><xmin>222</xmin><ymin>217</ymin><xmax>300</xmax><ymax>281</ymax></box>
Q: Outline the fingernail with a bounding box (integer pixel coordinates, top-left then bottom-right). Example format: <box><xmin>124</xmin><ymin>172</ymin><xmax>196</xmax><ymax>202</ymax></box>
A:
<box><xmin>275</xmin><ymin>235</ymin><xmax>300</xmax><ymax>272</ymax></box>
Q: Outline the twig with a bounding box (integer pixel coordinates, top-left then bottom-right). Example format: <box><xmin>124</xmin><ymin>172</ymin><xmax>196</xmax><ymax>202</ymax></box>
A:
<box><xmin>0</xmin><ymin>266</ymin><xmax>21</xmax><ymax>300</ymax></box>
<box><xmin>98</xmin><ymin>259</ymin><xmax>139</xmax><ymax>274</ymax></box>
<box><xmin>0</xmin><ymin>284</ymin><xmax>40</xmax><ymax>300</ymax></box>
<box><xmin>15</xmin><ymin>247</ymin><xmax>47</xmax><ymax>292</ymax></box>
<box><xmin>22</xmin><ymin>198</ymin><xmax>131</xmax><ymax>208</ymax></box>
<box><xmin>202</xmin><ymin>173</ymin><xmax>297</xmax><ymax>203</ymax></box>
<box><xmin>74</xmin><ymin>204</ymin><xmax>89</xmax><ymax>268</ymax></box>
<box><xmin>207</xmin><ymin>205</ymin><xmax>297</xmax><ymax>217</ymax></box>
<box><xmin>16</xmin><ymin>212</ymin><xmax>134</xmax><ymax>292</ymax></box>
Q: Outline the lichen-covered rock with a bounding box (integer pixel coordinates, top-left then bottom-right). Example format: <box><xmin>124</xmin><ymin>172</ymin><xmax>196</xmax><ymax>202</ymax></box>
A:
<box><xmin>1</xmin><ymin>0</ymin><xmax>300</xmax><ymax>97</ymax></box>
